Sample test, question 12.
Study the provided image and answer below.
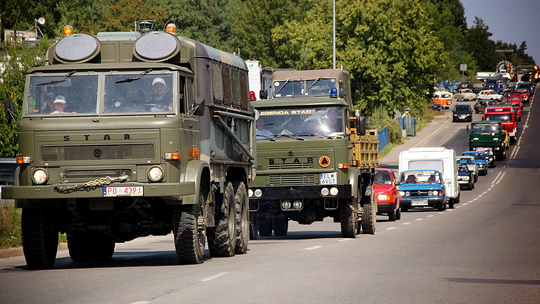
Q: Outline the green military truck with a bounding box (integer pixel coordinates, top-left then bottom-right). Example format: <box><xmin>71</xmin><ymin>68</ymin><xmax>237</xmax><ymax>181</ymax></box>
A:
<box><xmin>469</xmin><ymin>120</ymin><xmax>509</xmax><ymax>165</ymax></box>
<box><xmin>3</xmin><ymin>21</ymin><xmax>255</xmax><ymax>269</ymax></box>
<box><xmin>248</xmin><ymin>69</ymin><xmax>379</xmax><ymax>238</ymax></box>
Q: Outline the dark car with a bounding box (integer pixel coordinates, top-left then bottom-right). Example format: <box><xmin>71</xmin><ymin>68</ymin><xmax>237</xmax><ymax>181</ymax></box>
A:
<box><xmin>452</xmin><ymin>104</ymin><xmax>473</xmax><ymax>122</ymax></box>
<box><xmin>374</xmin><ymin>168</ymin><xmax>401</xmax><ymax>221</ymax></box>
<box><xmin>457</xmin><ymin>164</ymin><xmax>474</xmax><ymax>190</ymax></box>
<box><xmin>473</xmin><ymin>99</ymin><xmax>495</xmax><ymax>114</ymax></box>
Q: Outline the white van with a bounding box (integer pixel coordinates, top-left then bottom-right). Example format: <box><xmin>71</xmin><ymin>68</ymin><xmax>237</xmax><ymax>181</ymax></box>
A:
<box><xmin>399</xmin><ymin>147</ymin><xmax>460</xmax><ymax>208</ymax></box>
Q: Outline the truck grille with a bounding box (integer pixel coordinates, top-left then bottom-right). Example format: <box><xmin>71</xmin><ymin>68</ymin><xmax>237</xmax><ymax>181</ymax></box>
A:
<box><xmin>64</xmin><ymin>169</ymin><xmax>133</xmax><ymax>179</ymax></box>
<box><xmin>269</xmin><ymin>174</ymin><xmax>316</xmax><ymax>185</ymax></box>
<box><xmin>268</xmin><ymin>163</ymin><xmax>315</xmax><ymax>170</ymax></box>
<box><xmin>41</xmin><ymin>144</ymin><xmax>154</xmax><ymax>161</ymax></box>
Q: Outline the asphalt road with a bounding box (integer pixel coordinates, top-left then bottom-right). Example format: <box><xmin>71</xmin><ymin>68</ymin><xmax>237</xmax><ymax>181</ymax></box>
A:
<box><xmin>1</xmin><ymin>91</ymin><xmax>539</xmax><ymax>304</ymax></box>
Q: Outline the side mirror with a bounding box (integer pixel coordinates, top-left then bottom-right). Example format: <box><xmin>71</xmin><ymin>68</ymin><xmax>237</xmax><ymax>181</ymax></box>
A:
<box><xmin>5</xmin><ymin>100</ymin><xmax>15</xmax><ymax>124</ymax></box>
<box><xmin>339</xmin><ymin>88</ymin><xmax>346</xmax><ymax>98</ymax></box>
<box><xmin>193</xmin><ymin>97</ymin><xmax>205</xmax><ymax>116</ymax></box>
<box><xmin>356</xmin><ymin>116</ymin><xmax>366</xmax><ymax>136</ymax></box>
<box><xmin>260</xmin><ymin>90</ymin><xmax>268</xmax><ymax>100</ymax></box>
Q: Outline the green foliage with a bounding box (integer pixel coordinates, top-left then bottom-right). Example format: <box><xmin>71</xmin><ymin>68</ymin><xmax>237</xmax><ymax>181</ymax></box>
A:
<box><xmin>103</xmin><ymin>0</ymin><xmax>167</xmax><ymax>32</ymax></box>
<box><xmin>1</xmin><ymin>39</ymin><xmax>54</xmax><ymax>157</ymax></box>
<box><xmin>0</xmin><ymin>205</ymin><xmax>22</xmax><ymax>249</ymax></box>
<box><xmin>382</xmin><ymin>118</ymin><xmax>403</xmax><ymax>145</ymax></box>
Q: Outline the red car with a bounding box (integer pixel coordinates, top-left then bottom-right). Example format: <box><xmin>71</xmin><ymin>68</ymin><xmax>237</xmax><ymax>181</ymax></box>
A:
<box><xmin>374</xmin><ymin>168</ymin><xmax>401</xmax><ymax>221</ymax></box>
<box><xmin>516</xmin><ymin>88</ymin><xmax>530</xmax><ymax>103</ymax></box>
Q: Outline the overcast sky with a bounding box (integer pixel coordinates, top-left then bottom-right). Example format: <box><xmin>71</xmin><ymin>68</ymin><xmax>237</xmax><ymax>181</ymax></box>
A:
<box><xmin>460</xmin><ymin>0</ymin><xmax>540</xmax><ymax>68</ymax></box>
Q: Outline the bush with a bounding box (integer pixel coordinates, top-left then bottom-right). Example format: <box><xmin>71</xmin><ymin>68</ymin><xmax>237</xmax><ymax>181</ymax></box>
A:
<box><xmin>382</xmin><ymin>118</ymin><xmax>403</xmax><ymax>145</ymax></box>
<box><xmin>0</xmin><ymin>205</ymin><xmax>22</xmax><ymax>249</ymax></box>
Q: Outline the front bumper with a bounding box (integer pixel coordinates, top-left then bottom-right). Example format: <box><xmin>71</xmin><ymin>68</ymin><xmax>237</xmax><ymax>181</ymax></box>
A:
<box><xmin>1</xmin><ymin>181</ymin><xmax>196</xmax><ymax>200</ymax></box>
<box><xmin>401</xmin><ymin>196</ymin><xmax>444</xmax><ymax>208</ymax></box>
<box><xmin>249</xmin><ymin>184</ymin><xmax>352</xmax><ymax>201</ymax></box>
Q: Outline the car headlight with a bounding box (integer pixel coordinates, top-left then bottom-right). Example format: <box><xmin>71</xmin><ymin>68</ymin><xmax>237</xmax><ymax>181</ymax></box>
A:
<box><xmin>330</xmin><ymin>187</ymin><xmax>339</xmax><ymax>196</ymax></box>
<box><xmin>148</xmin><ymin>166</ymin><xmax>164</xmax><ymax>182</ymax></box>
<box><xmin>378</xmin><ymin>194</ymin><xmax>389</xmax><ymax>201</ymax></box>
<box><xmin>248</xmin><ymin>189</ymin><xmax>254</xmax><ymax>198</ymax></box>
<box><xmin>429</xmin><ymin>190</ymin><xmax>439</xmax><ymax>196</ymax></box>
<box><xmin>254</xmin><ymin>189</ymin><xmax>263</xmax><ymax>198</ymax></box>
<box><xmin>32</xmin><ymin>169</ymin><xmax>48</xmax><ymax>184</ymax></box>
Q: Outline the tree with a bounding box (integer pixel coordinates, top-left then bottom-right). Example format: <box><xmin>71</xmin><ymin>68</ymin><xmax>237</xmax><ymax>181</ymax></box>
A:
<box><xmin>231</xmin><ymin>0</ymin><xmax>310</xmax><ymax>68</ymax></box>
<box><xmin>464</xmin><ymin>17</ymin><xmax>496</xmax><ymax>71</ymax></box>
<box><xmin>338</xmin><ymin>0</ymin><xmax>446</xmax><ymax>117</ymax></box>
<box><xmin>103</xmin><ymin>0</ymin><xmax>167</xmax><ymax>32</ymax></box>
<box><xmin>151</xmin><ymin>0</ymin><xmax>236</xmax><ymax>51</ymax></box>
<box><xmin>0</xmin><ymin>39</ymin><xmax>54</xmax><ymax>157</ymax></box>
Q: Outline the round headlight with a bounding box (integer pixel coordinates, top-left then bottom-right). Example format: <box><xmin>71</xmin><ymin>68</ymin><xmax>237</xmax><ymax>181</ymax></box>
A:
<box><xmin>321</xmin><ymin>187</ymin><xmax>329</xmax><ymax>196</ymax></box>
<box><xmin>399</xmin><ymin>191</ymin><xmax>406</xmax><ymax>196</ymax></box>
<box><xmin>148</xmin><ymin>166</ymin><xmax>164</xmax><ymax>182</ymax></box>
<box><xmin>330</xmin><ymin>187</ymin><xmax>339</xmax><ymax>196</ymax></box>
<box><xmin>32</xmin><ymin>169</ymin><xmax>48</xmax><ymax>184</ymax></box>
<box><xmin>248</xmin><ymin>189</ymin><xmax>254</xmax><ymax>198</ymax></box>
<box><xmin>254</xmin><ymin>189</ymin><xmax>263</xmax><ymax>198</ymax></box>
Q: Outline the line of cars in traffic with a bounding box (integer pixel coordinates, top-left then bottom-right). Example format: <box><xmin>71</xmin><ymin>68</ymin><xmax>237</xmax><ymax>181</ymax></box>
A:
<box><xmin>375</xmin><ymin>80</ymin><xmax>536</xmax><ymax>220</ymax></box>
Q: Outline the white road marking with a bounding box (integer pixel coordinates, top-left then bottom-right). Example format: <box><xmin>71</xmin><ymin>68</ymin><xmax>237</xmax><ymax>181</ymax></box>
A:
<box><xmin>303</xmin><ymin>246</ymin><xmax>323</xmax><ymax>251</ymax></box>
<box><xmin>386</xmin><ymin>227</ymin><xmax>397</xmax><ymax>230</ymax></box>
<box><xmin>200</xmin><ymin>272</ymin><xmax>229</xmax><ymax>282</ymax></box>
<box><xmin>402</xmin><ymin>222</ymin><xmax>411</xmax><ymax>225</ymax></box>
<box><xmin>339</xmin><ymin>238</ymin><xmax>354</xmax><ymax>242</ymax></box>
<box><xmin>415</xmin><ymin>218</ymin><xmax>423</xmax><ymax>221</ymax></box>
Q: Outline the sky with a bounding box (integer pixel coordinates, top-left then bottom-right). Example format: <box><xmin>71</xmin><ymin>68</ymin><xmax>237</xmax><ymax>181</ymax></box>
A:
<box><xmin>460</xmin><ymin>0</ymin><xmax>540</xmax><ymax>68</ymax></box>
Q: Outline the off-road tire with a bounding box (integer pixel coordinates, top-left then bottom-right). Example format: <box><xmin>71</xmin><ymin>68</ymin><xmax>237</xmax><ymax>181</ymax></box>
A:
<box><xmin>173</xmin><ymin>192</ymin><xmax>206</xmax><ymax>264</ymax></box>
<box><xmin>234</xmin><ymin>182</ymin><xmax>249</xmax><ymax>254</ymax></box>
<box><xmin>249</xmin><ymin>213</ymin><xmax>259</xmax><ymax>240</ymax></box>
<box><xmin>361</xmin><ymin>195</ymin><xmax>376</xmax><ymax>234</ymax></box>
<box><xmin>272</xmin><ymin>217</ymin><xmax>288</xmax><ymax>237</ymax></box>
<box><xmin>340</xmin><ymin>199</ymin><xmax>358</xmax><ymax>238</ymax></box>
<box><xmin>22</xmin><ymin>208</ymin><xmax>58</xmax><ymax>270</ymax></box>
<box><xmin>207</xmin><ymin>182</ymin><xmax>236</xmax><ymax>257</ymax></box>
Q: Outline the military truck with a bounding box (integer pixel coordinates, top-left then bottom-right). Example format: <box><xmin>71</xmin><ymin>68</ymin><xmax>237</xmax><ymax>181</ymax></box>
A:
<box><xmin>3</xmin><ymin>21</ymin><xmax>255</xmax><ymax>269</ymax></box>
<box><xmin>469</xmin><ymin>120</ymin><xmax>509</xmax><ymax>164</ymax></box>
<box><xmin>248</xmin><ymin>69</ymin><xmax>379</xmax><ymax>238</ymax></box>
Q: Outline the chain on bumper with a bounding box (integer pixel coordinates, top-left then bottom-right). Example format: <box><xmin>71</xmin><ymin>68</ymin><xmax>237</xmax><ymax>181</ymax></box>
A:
<box><xmin>55</xmin><ymin>175</ymin><xmax>130</xmax><ymax>193</ymax></box>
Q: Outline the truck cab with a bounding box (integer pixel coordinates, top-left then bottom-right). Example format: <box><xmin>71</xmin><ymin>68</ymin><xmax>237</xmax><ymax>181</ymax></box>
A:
<box><xmin>469</xmin><ymin>120</ymin><xmax>508</xmax><ymax>163</ymax></box>
<box><xmin>483</xmin><ymin>106</ymin><xmax>517</xmax><ymax>144</ymax></box>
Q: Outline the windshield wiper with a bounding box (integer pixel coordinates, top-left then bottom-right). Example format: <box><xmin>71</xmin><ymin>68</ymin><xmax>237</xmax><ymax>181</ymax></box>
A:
<box><xmin>306</xmin><ymin>78</ymin><xmax>321</xmax><ymax>91</ymax></box>
<box><xmin>276</xmin><ymin>133</ymin><xmax>305</xmax><ymax>141</ymax></box>
<box><xmin>37</xmin><ymin>70</ymin><xmax>77</xmax><ymax>86</ymax></box>
<box><xmin>115</xmin><ymin>69</ymin><xmax>153</xmax><ymax>84</ymax></box>
<box><xmin>275</xmin><ymin>78</ymin><xmax>290</xmax><ymax>95</ymax></box>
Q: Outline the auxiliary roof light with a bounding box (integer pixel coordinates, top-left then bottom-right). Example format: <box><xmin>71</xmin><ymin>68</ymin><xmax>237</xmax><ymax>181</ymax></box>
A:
<box><xmin>63</xmin><ymin>25</ymin><xmax>74</xmax><ymax>36</ymax></box>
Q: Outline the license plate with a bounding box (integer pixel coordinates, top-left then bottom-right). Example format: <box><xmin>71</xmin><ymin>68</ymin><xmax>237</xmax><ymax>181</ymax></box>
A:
<box><xmin>320</xmin><ymin>172</ymin><xmax>337</xmax><ymax>185</ymax></box>
<box><xmin>459</xmin><ymin>115</ymin><xmax>466</xmax><ymax>119</ymax></box>
<box><xmin>103</xmin><ymin>186</ymin><xmax>143</xmax><ymax>197</ymax></box>
<box><xmin>411</xmin><ymin>199</ymin><xmax>428</xmax><ymax>206</ymax></box>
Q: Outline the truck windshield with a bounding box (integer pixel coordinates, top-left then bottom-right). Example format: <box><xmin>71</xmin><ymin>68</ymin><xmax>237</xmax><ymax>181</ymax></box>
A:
<box><xmin>24</xmin><ymin>73</ymin><xmax>174</xmax><ymax>116</ymax></box>
<box><xmin>471</xmin><ymin>124</ymin><xmax>500</xmax><ymax>132</ymax></box>
<box><xmin>273</xmin><ymin>78</ymin><xmax>338</xmax><ymax>98</ymax></box>
<box><xmin>485</xmin><ymin>114</ymin><xmax>512</xmax><ymax>121</ymax></box>
<box><xmin>256</xmin><ymin>106</ymin><xmax>346</xmax><ymax>138</ymax></box>
<box><xmin>27</xmin><ymin>74</ymin><xmax>98</xmax><ymax>115</ymax></box>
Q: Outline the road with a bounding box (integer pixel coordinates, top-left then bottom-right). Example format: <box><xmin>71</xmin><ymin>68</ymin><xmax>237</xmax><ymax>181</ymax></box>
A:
<box><xmin>1</xmin><ymin>92</ymin><xmax>540</xmax><ymax>304</ymax></box>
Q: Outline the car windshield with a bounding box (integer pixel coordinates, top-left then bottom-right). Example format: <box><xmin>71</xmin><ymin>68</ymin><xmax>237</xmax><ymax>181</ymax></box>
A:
<box><xmin>375</xmin><ymin>170</ymin><xmax>392</xmax><ymax>185</ymax></box>
<box><xmin>257</xmin><ymin>106</ymin><xmax>347</xmax><ymax>138</ymax></box>
<box><xmin>272</xmin><ymin>78</ymin><xmax>339</xmax><ymax>98</ymax></box>
<box><xmin>458</xmin><ymin>158</ymin><xmax>474</xmax><ymax>164</ymax></box>
<box><xmin>472</xmin><ymin>123</ymin><xmax>500</xmax><ymax>132</ymax></box>
<box><xmin>24</xmin><ymin>72</ymin><xmax>175</xmax><ymax>116</ymax></box>
<box><xmin>455</xmin><ymin>105</ymin><xmax>469</xmax><ymax>111</ymax></box>
<box><xmin>401</xmin><ymin>170</ymin><xmax>440</xmax><ymax>184</ymax></box>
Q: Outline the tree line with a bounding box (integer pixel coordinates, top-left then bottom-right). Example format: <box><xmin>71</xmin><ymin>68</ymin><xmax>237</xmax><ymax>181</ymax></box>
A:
<box><xmin>0</xmin><ymin>0</ymin><xmax>536</xmax><ymax>156</ymax></box>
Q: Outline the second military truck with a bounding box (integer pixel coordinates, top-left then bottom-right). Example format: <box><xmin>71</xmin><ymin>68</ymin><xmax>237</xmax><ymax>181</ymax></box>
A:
<box><xmin>248</xmin><ymin>69</ymin><xmax>379</xmax><ymax>238</ymax></box>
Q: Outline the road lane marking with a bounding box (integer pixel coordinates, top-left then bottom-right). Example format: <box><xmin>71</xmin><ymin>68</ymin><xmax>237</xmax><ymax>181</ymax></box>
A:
<box><xmin>492</xmin><ymin>172</ymin><xmax>506</xmax><ymax>185</ymax></box>
<box><xmin>386</xmin><ymin>227</ymin><xmax>397</xmax><ymax>230</ymax></box>
<box><xmin>402</xmin><ymin>222</ymin><xmax>411</xmax><ymax>225</ymax></box>
<box><xmin>427</xmin><ymin>215</ymin><xmax>434</xmax><ymax>217</ymax></box>
<box><xmin>303</xmin><ymin>246</ymin><xmax>323</xmax><ymax>251</ymax></box>
<box><xmin>201</xmin><ymin>272</ymin><xmax>229</xmax><ymax>282</ymax></box>
<box><xmin>415</xmin><ymin>218</ymin><xmax>423</xmax><ymax>221</ymax></box>
<box><xmin>339</xmin><ymin>238</ymin><xmax>353</xmax><ymax>242</ymax></box>
<box><xmin>130</xmin><ymin>302</ymin><xmax>150</xmax><ymax>304</ymax></box>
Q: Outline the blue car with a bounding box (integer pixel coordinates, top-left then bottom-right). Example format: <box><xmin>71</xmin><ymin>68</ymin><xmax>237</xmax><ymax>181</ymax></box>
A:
<box><xmin>461</xmin><ymin>151</ymin><xmax>488</xmax><ymax>176</ymax></box>
<box><xmin>398</xmin><ymin>170</ymin><xmax>446</xmax><ymax>211</ymax></box>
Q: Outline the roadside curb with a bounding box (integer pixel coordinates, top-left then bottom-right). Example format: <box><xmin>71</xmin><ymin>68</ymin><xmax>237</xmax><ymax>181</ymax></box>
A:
<box><xmin>0</xmin><ymin>243</ymin><xmax>67</xmax><ymax>259</ymax></box>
